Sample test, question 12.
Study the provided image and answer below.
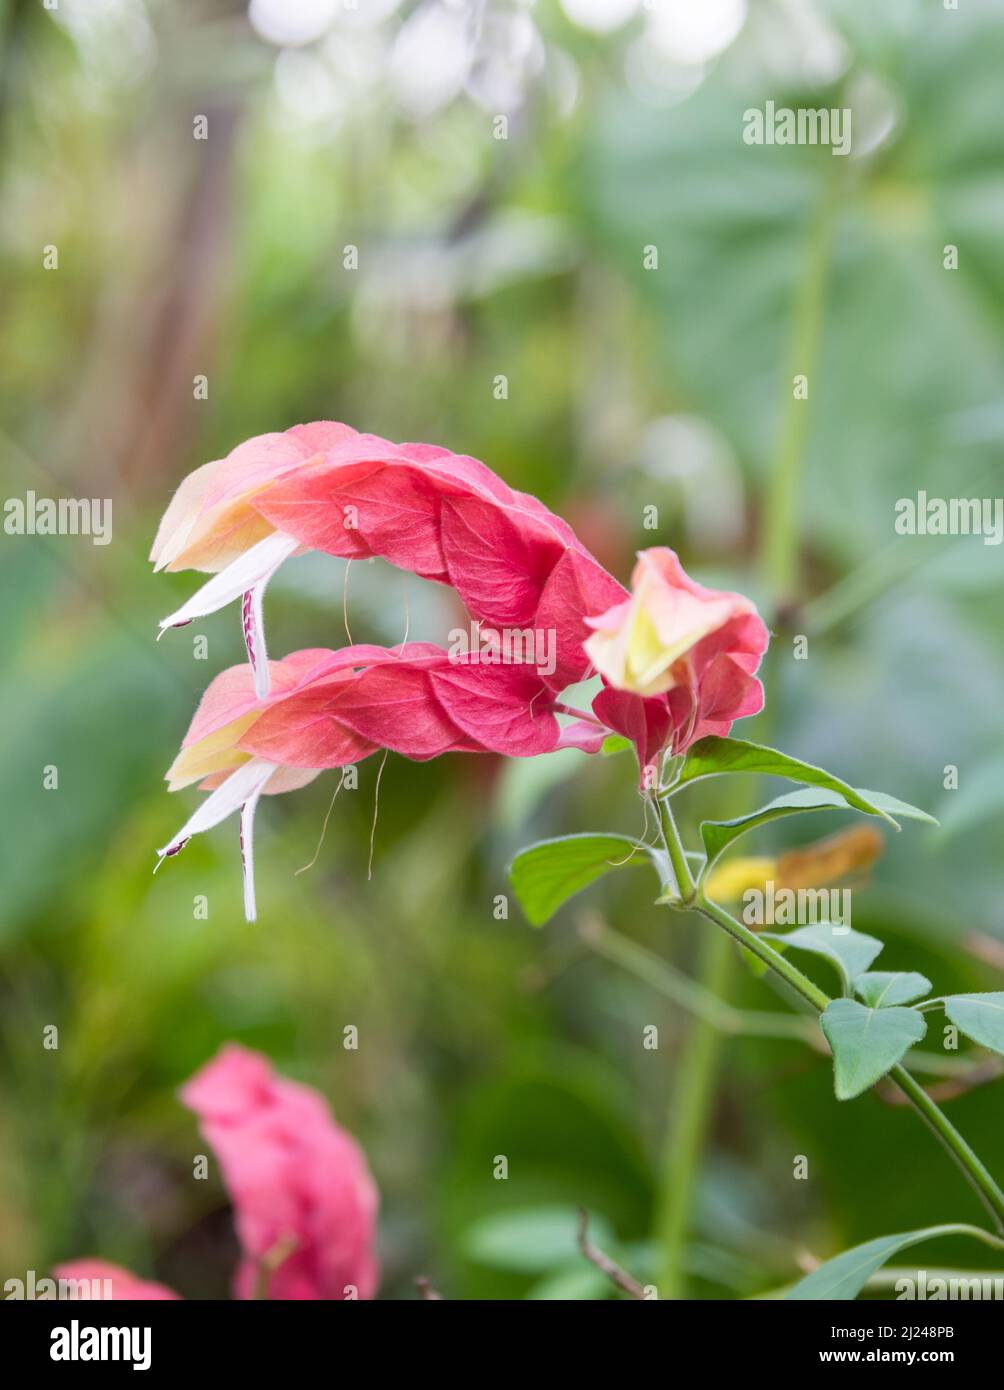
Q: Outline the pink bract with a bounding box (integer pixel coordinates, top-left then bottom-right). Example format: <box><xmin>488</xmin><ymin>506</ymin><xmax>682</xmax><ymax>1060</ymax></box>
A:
<box><xmin>153</xmin><ymin>426</ymin><xmax>769</xmax><ymax>917</ymax></box>
<box><xmin>154</xmin><ymin>423</ymin><xmax>627</xmax><ymax>698</ymax></box>
<box><xmin>158</xmin><ymin>642</ymin><xmax>571</xmax><ymax>918</ymax></box>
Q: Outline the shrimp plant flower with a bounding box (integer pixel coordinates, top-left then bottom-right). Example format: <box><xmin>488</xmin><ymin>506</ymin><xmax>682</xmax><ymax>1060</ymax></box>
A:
<box><xmin>151</xmin><ymin>423</ymin><xmax>1004</xmax><ymax>1297</ymax></box>
<box><xmin>152</xmin><ymin>422</ymin><xmax>767</xmax><ymax>919</ymax></box>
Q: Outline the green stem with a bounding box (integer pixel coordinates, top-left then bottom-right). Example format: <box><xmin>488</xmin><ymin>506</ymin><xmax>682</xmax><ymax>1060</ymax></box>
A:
<box><xmin>696</xmin><ymin>893</ymin><xmax>830</xmax><ymax>1011</ymax></box>
<box><xmin>889</xmin><ymin>1066</ymin><xmax>1004</xmax><ymax>1233</ymax></box>
<box><xmin>655</xmin><ymin>928</ymin><xmax>731</xmax><ymax>1298</ymax></box>
<box><xmin>694</xmin><ymin>889</ymin><xmax>1004</xmax><ymax>1234</ymax></box>
<box><xmin>585</xmin><ymin>917</ymin><xmax>819</xmax><ymax>1042</ymax></box>
<box><xmin>651</xmin><ymin>794</ymin><xmax>715</xmax><ymax>1296</ymax></box>
<box><xmin>585</xmin><ymin>918</ymin><xmax>986</xmax><ymax>1073</ymax></box>
<box><xmin>657</xmin><ymin>796</ymin><xmax>697</xmax><ymax>902</ymax></box>
<box><xmin>859</xmin><ymin>1260</ymin><xmax>1004</xmax><ymax>1290</ymax></box>
<box><xmin>760</xmin><ymin>173</ymin><xmax>837</xmax><ymax>603</ymax></box>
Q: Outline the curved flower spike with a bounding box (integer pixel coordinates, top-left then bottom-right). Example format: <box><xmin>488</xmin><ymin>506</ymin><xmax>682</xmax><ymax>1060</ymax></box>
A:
<box><xmin>154</xmin><ymin>427</ymin><xmax>770</xmax><ymax>913</ymax></box>
<box><xmin>159</xmin><ymin>644</ymin><xmax>568</xmax><ymax>919</ymax></box>
<box><xmin>152</xmin><ymin>423</ymin><xmax>628</xmax><ymax>698</ymax></box>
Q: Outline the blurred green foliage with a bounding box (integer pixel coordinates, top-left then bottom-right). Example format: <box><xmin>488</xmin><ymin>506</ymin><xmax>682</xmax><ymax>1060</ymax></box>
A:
<box><xmin>2</xmin><ymin>0</ymin><xmax>1003</xmax><ymax>1299</ymax></box>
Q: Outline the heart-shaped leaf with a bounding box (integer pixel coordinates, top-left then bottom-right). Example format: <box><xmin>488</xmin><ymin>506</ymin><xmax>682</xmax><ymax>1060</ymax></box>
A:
<box><xmin>786</xmin><ymin>1224</ymin><xmax>998</xmax><ymax>1300</ymax></box>
<box><xmin>700</xmin><ymin>785</ymin><xmax>935</xmax><ymax>873</ymax></box>
<box><xmin>508</xmin><ymin>834</ymin><xmax>666</xmax><ymax>926</ymax></box>
<box><xmin>943</xmin><ymin>993</ymin><xmax>1004</xmax><ymax>1057</ymax></box>
<box><xmin>762</xmin><ymin>924</ymin><xmax>884</xmax><ymax>991</ymax></box>
<box><xmin>854</xmin><ymin>971</ymin><xmax>932</xmax><ymax>1009</ymax></box>
<box><xmin>821</xmin><ymin>998</ymin><xmax>927</xmax><ymax>1100</ymax></box>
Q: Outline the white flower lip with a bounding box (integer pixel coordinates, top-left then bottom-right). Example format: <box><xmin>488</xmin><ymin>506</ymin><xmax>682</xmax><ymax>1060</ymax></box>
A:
<box><xmin>157</xmin><ymin>532</ymin><xmax>299</xmax><ymax>699</ymax></box>
<box><xmin>156</xmin><ymin>758</ymin><xmax>280</xmax><ymax>923</ymax></box>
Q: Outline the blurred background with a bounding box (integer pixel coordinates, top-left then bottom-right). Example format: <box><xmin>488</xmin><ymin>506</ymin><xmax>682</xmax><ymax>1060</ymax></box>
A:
<box><xmin>2</xmin><ymin>0</ymin><xmax>1004</xmax><ymax>1299</ymax></box>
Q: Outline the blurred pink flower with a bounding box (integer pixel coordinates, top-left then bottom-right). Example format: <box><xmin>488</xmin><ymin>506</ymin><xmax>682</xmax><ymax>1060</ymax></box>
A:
<box><xmin>52</xmin><ymin>1259</ymin><xmax>180</xmax><ymax>1300</ymax></box>
<box><xmin>53</xmin><ymin>1045</ymin><xmax>378</xmax><ymax>1301</ymax></box>
<box><xmin>180</xmin><ymin>1044</ymin><xmax>378</xmax><ymax>1302</ymax></box>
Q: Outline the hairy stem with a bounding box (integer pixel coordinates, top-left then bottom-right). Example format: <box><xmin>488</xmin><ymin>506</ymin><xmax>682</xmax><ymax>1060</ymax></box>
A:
<box><xmin>657</xmin><ymin>796</ymin><xmax>697</xmax><ymax>902</ymax></box>
<box><xmin>696</xmin><ymin>893</ymin><xmax>829</xmax><ymax>1012</ymax></box>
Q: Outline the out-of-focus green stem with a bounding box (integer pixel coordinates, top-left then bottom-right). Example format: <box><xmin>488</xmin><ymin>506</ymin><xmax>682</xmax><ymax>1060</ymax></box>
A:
<box><xmin>760</xmin><ymin>176</ymin><xmax>837</xmax><ymax>605</ymax></box>
<box><xmin>584</xmin><ymin>916</ymin><xmax>819</xmax><ymax>1042</ymax></box>
<box><xmin>654</xmin><ymin>928</ymin><xmax>731</xmax><ymax>1298</ymax></box>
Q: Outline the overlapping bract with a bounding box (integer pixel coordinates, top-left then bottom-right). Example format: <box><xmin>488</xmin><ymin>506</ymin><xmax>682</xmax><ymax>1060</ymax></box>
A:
<box><xmin>588</xmin><ymin>548</ymin><xmax>768</xmax><ymax>761</ymax></box>
<box><xmin>153</xmin><ymin>423</ymin><xmax>769</xmax><ymax>918</ymax></box>
<box><xmin>152</xmin><ymin>423</ymin><xmax>628</xmax><ymax>696</ymax></box>
<box><xmin>169</xmin><ymin>642</ymin><xmax>563</xmax><ymax>785</ymax></box>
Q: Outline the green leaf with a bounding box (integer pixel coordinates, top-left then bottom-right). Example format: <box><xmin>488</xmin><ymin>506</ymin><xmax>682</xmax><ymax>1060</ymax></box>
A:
<box><xmin>854</xmin><ymin>971</ymin><xmax>932</xmax><ymax>1009</ymax></box>
<box><xmin>820</xmin><ymin>999</ymin><xmax>927</xmax><ymax>1100</ymax></box>
<box><xmin>762</xmin><ymin>924</ymin><xmax>884</xmax><ymax>990</ymax></box>
<box><xmin>678</xmin><ymin>737</ymin><xmax>938</xmax><ymax>828</ymax></box>
<box><xmin>462</xmin><ymin>1205</ymin><xmax>615</xmax><ymax>1273</ymax></box>
<box><xmin>600</xmin><ymin>734</ymin><xmax>633</xmax><ymax>757</ymax></box>
<box><xmin>943</xmin><ymin>993</ymin><xmax>1004</xmax><ymax>1057</ymax></box>
<box><xmin>699</xmin><ymin>786</ymin><xmax>935</xmax><ymax>872</ymax></box>
<box><xmin>785</xmin><ymin>1225</ymin><xmax>991</xmax><ymax>1300</ymax></box>
<box><xmin>508</xmin><ymin>834</ymin><xmax>666</xmax><ymax>927</ymax></box>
